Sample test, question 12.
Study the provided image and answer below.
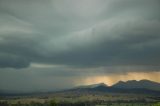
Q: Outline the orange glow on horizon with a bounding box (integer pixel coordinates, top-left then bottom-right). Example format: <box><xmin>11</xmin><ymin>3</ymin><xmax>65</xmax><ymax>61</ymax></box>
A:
<box><xmin>80</xmin><ymin>72</ymin><xmax>160</xmax><ymax>86</ymax></box>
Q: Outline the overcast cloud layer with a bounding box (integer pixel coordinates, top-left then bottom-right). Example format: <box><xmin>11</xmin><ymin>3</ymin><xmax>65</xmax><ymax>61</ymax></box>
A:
<box><xmin>0</xmin><ymin>0</ymin><xmax>160</xmax><ymax>92</ymax></box>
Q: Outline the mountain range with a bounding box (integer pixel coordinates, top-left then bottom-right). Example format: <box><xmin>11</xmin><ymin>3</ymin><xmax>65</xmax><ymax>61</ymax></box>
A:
<box><xmin>0</xmin><ymin>79</ymin><xmax>160</xmax><ymax>96</ymax></box>
<box><xmin>65</xmin><ymin>80</ymin><xmax>160</xmax><ymax>95</ymax></box>
<box><xmin>112</xmin><ymin>80</ymin><xmax>160</xmax><ymax>91</ymax></box>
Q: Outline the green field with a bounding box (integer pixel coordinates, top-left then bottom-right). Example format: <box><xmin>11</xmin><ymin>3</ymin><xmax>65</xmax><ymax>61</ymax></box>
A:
<box><xmin>0</xmin><ymin>93</ymin><xmax>160</xmax><ymax>106</ymax></box>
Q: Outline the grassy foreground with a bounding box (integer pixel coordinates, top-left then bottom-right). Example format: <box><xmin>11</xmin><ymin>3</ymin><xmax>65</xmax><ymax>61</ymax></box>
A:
<box><xmin>0</xmin><ymin>93</ymin><xmax>160</xmax><ymax>106</ymax></box>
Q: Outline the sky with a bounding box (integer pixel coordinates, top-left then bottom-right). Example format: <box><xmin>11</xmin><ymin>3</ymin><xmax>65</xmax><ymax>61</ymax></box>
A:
<box><xmin>0</xmin><ymin>0</ymin><xmax>160</xmax><ymax>93</ymax></box>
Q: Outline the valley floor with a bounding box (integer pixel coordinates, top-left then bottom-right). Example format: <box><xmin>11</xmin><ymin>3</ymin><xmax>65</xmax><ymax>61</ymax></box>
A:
<box><xmin>0</xmin><ymin>93</ymin><xmax>160</xmax><ymax>106</ymax></box>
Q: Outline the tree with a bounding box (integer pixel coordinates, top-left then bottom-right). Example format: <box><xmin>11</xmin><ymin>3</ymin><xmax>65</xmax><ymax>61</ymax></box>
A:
<box><xmin>49</xmin><ymin>99</ymin><xmax>58</xmax><ymax>106</ymax></box>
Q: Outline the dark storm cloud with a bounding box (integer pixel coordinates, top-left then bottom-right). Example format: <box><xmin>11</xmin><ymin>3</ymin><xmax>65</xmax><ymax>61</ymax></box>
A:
<box><xmin>1</xmin><ymin>0</ymin><xmax>160</xmax><ymax>92</ymax></box>
<box><xmin>0</xmin><ymin>0</ymin><xmax>160</xmax><ymax>70</ymax></box>
<box><xmin>0</xmin><ymin>53</ymin><xmax>29</xmax><ymax>68</ymax></box>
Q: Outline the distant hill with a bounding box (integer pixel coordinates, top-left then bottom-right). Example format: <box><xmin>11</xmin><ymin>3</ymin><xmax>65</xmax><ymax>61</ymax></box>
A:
<box><xmin>0</xmin><ymin>80</ymin><xmax>160</xmax><ymax>96</ymax></box>
<box><xmin>112</xmin><ymin>80</ymin><xmax>160</xmax><ymax>91</ymax></box>
<box><xmin>74</xmin><ymin>83</ymin><xmax>108</xmax><ymax>89</ymax></box>
<box><xmin>65</xmin><ymin>80</ymin><xmax>160</xmax><ymax>95</ymax></box>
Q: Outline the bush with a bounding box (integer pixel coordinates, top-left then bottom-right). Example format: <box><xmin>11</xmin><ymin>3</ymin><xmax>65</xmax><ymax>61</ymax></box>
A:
<box><xmin>152</xmin><ymin>102</ymin><xmax>160</xmax><ymax>106</ymax></box>
<box><xmin>49</xmin><ymin>99</ymin><xmax>58</xmax><ymax>106</ymax></box>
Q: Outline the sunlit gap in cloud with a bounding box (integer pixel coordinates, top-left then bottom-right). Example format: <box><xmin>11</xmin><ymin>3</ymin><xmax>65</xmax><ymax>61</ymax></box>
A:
<box><xmin>80</xmin><ymin>72</ymin><xmax>160</xmax><ymax>86</ymax></box>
